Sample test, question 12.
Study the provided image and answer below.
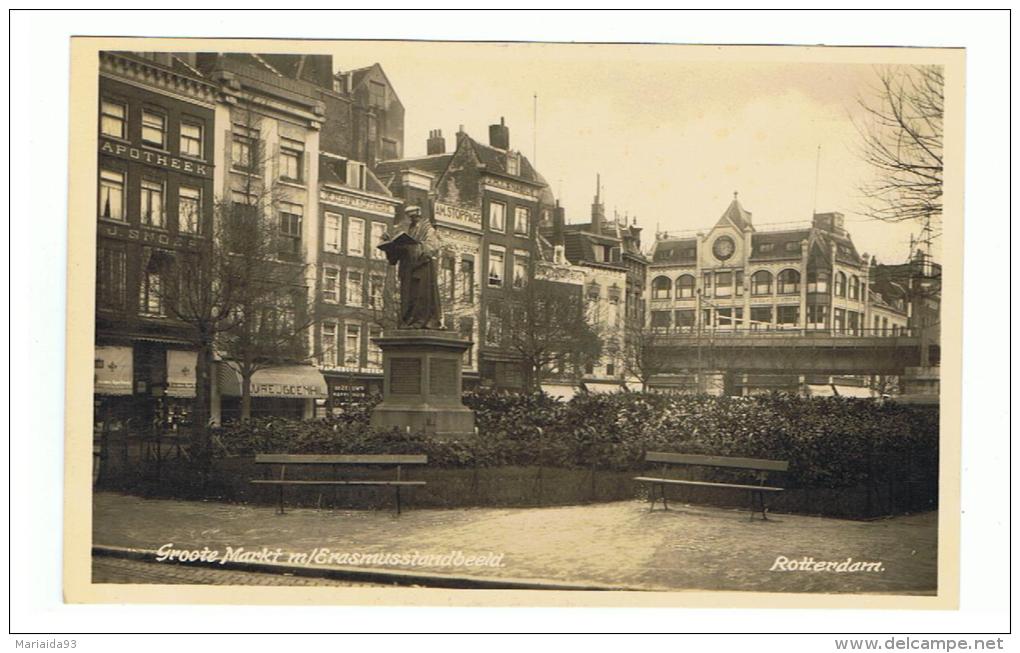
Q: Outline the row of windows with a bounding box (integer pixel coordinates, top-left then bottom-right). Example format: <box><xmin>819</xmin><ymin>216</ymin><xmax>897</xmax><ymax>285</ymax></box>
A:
<box><xmin>487</xmin><ymin>201</ymin><xmax>531</xmax><ymax>236</ymax></box>
<box><xmin>487</xmin><ymin>246</ymin><xmax>530</xmax><ymax>290</ymax></box>
<box><xmin>651</xmin><ymin>269</ymin><xmax>865</xmax><ymax>300</ymax></box>
<box><xmin>100</xmin><ymin>98</ymin><xmax>205</xmax><ymax>158</ymax></box>
<box><xmin>99</xmin><ymin>167</ymin><xmax>203</xmax><ymax>233</ymax></box>
<box><xmin>323</xmin><ymin>212</ymin><xmax>387</xmax><ymax>259</ymax></box>
<box><xmin>321</xmin><ymin>268</ymin><xmax>386</xmax><ymax>308</ymax></box>
<box><xmin>649</xmin><ymin>305</ymin><xmax>890</xmax><ymax>334</ymax></box>
<box><xmin>320</xmin><ymin>321</ymin><xmax>383</xmax><ymax>369</ymax></box>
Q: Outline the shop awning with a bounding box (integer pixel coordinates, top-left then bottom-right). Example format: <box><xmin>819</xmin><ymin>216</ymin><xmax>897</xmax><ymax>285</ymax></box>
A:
<box><xmin>541</xmin><ymin>383</ymin><xmax>577</xmax><ymax>401</ymax></box>
<box><xmin>94</xmin><ymin>346</ymin><xmax>133</xmax><ymax>396</ymax></box>
<box><xmin>166</xmin><ymin>350</ymin><xmax>197</xmax><ymax>398</ymax></box>
<box><xmin>217</xmin><ymin>362</ymin><xmax>328</xmax><ymax>399</ymax></box>
<box><xmin>582</xmin><ymin>381</ymin><xmax>626</xmax><ymax>394</ymax></box>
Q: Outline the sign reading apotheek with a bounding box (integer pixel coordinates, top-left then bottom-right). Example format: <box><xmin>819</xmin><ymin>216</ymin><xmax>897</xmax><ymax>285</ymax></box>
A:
<box><xmin>100</xmin><ymin>139</ymin><xmax>213</xmax><ymax>177</ymax></box>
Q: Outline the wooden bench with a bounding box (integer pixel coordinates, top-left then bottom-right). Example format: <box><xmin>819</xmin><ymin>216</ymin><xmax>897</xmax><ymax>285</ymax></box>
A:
<box><xmin>634</xmin><ymin>452</ymin><xmax>788</xmax><ymax>520</ymax></box>
<box><xmin>251</xmin><ymin>454</ymin><xmax>427</xmax><ymax>515</ymax></box>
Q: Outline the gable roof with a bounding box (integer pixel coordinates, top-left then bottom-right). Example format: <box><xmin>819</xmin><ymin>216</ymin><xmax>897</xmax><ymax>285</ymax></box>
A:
<box><xmin>715</xmin><ymin>196</ymin><xmax>754</xmax><ymax>232</ymax></box>
<box><xmin>350</xmin><ymin>63</ymin><xmax>404</xmax><ymax>109</ymax></box>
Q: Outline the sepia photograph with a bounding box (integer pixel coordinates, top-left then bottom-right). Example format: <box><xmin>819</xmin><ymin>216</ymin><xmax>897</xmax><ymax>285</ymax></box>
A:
<box><xmin>62</xmin><ymin>36</ymin><xmax>963</xmax><ymax>609</ymax></box>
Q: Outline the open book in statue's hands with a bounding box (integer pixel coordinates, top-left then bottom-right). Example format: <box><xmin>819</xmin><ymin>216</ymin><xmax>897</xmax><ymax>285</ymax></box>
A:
<box><xmin>376</xmin><ymin>231</ymin><xmax>418</xmax><ymax>255</ymax></box>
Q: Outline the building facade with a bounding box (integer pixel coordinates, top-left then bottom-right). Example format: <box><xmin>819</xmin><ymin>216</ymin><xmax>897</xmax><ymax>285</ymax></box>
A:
<box><xmin>95</xmin><ymin>51</ymin><xmax>218</xmax><ymax>433</ymax></box>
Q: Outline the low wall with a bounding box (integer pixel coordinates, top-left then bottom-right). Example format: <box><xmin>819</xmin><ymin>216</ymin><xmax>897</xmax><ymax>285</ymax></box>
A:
<box><xmin>97</xmin><ymin>455</ymin><xmax>936</xmax><ymax>519</ymax></box>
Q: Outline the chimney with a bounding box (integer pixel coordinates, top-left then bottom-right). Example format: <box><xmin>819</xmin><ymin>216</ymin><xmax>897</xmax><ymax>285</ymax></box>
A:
<box><xmin>553</xmin><ymin>202</ymin><xmax>566</xmax><ymax>249</ymax></box>
<box><xmin>489</xmin><ymin>117</ymin><xmax>510</xmax><ymax>150</ymax></box>
<box><xmin>426</xmin><ymin>129</ymin><xmax>446</xmax><ymax>155</ymax></box>
<box><xmin>590</xmin><ymin>173</ymin><xmax>605</xmax><ymax>234</ymax></box>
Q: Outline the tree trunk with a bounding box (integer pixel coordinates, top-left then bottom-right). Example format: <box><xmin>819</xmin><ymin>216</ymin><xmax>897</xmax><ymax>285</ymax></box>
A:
<box><xmin>241</xmin><ymin>372</ymin><xmax>253</xmax><ymax>422</ymax></box>
<box><xmin>191</xmin><ymin>337</ymin><xmax>214</xmax><ymax>476</ymax></box>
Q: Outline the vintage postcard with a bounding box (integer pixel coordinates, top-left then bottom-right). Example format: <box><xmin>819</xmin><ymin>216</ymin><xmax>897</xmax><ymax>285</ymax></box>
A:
<box><xmin>64</xmin><ymin>37</ymin><xmax>963</xmax><ymax>608</ymax></box>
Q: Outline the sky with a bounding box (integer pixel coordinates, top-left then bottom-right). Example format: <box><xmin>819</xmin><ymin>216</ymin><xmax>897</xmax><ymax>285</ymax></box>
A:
<box><xmin>326</xmin><ymin>41</ymin><xmax>937</xmax><ymax>264</ymax></box>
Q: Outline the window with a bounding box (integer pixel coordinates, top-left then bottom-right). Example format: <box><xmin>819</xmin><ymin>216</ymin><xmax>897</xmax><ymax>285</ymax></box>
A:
<box><xmin>834</xmin><ymin>271</ymin><xmax>847</xmax><ymax>297</ymax></box>
<box><xmin>777</xmin><ymin>269</ymin><xmax>800</xmax><ymax>295</ymax></box>
<box><xmin>833</xmin><ymin>308</ymin><xmax>846</xmax><ymax>333</ymax></box>
<box><xmin>140</xmin><ymin>269</ymin><xmax>163</xmax><ymax>316</ymax></box>
<box><xmin>882</xmin><ymin>317</ymin><xmax>889</xmax><ymax>335</ymax></box>
<box><xmin>367</xmin><ymin>326</ymin><xmax>383</xmax><ymax>367</ymax></box>
<box><xmin>506</xmin><ymin>153</ymin><xmax>520</xmax><ymax>176</ymax></box>
<box><xmin>344</xmin><ymin>323</ymin><xmax>362</xmax><ymax>367</ymax></box>
<box><xmin>750</xmin><ymin>306</ymin><xmax>772</xmax><ymax>330</ymax></box>
<box><xmin>322</xmin><ymin>267</ymin><xmax>339</xmax><ymax>303</ymax></box>
<box><xmin>605</xmin><ymin>362</ymin><xmax>616</xmax><ymax>377</ymax></box>
<box><xmin>460</xmin><ymin>256</ymin><xmax>475</xmax><ymax>302</ymax></box>
<box><xmin>369</xmin><ymin>273</ymin><xmax>385</xmax><ymax>308</ymax></box>
<box><xmin>652</xmin><ymin>276</ymin><xmax>671</xmax><ymax>300</ymax></box>
<box><xmin>231</xmin><ymin>126</ymin><xmax>257</xmax><ymax>170</ymax></box>
<box><xmin>807</xmin><ymin>269</ymin><xmax>830</xmax><ymax>293</ymax></box>
<box><xmin>458</xmin><ymin>318</ymin><xmax>474</xmax><ymax>367</ymax></box>
<box><xmin>485</xmin><ymin>304</ymin><xmax>502</xmax><ymax>345</ymax></box>
<box><xmin>346</xmin><ymin>161</ymin><xmax>367</xmax><ymax>190</ymax></box>
<box><xmin>785</xmin><ymin>241</ymin><xmax>801</xmax><ymax>253</ymax></box>
<box><xmin>347</xmin><ymin>217</ymin><xmax>365</xmax><ymax>256</ymax></box>
<box><xmin>513</xmin><ymin>254</ymin><xmax>528</xmax><ymax>289</ymax></box>
<box><xmin>278</xmin><ymin>203</ymin><xmax>303</xmax><ymax>256</ymax></box>
<box><xmin>751</xmin><ymin>270</ymin><xmax>772</xmax><ymax>296</ymax></box>
<box><xmin>99</xmin><ymin>169</ymin><xmax>125</xmax><ymax>221</ymax></box>
<box><xmin>848</xmin><ymin>275</ymin><xmax>861</xmax><ymax>300</ymax></box>
<box><xmin>100</xmin><ymin>99</ymin><xmax>126</xmax><ymax>139</ymax></box>
<box><xmin>735</xmin><ymin>270</ymin><xmax>744</xmax><ymax>297</ymax></box>
<box><xmin>847</xmin><ymin>311</ymin><xmax>860</xmax><ymax>335</ymax></box>
<box><xmin>715</xmin><ymin>271</ymin><xmax>733</xmax><ymax>298</ymax></box>
<box><xmin>141</xmin><ymin>110</ymin><xmax>166</xmax><ymax>148</ymax></box>
<box><xmin>488</xmin><ymin>247</ymin><xmax>505</xmax><ymax>287</ymax></box>
<box><xmin>369</xmin><ymin>80</ymin><xmax>387</xmax><ymax>107</ymax></box>
<box><xmin>651</xmin><ymin>310</ymin><xmax>671</xmax><ymax>331</ymax></box>
<box><xmin>758</xmin><ymin>242</ymin><xmax>775</xmax><ymax>254</ymax></box>
<box><xmin>324</xmin><ymin>213</ymin><xmax>341</xmax><ymax>252</ymax></box>
<box><xmin>321</xmin><ymin>323</ymin><xmax>337</xmax><ymax>368</ymax></box>
<box><xmin>140</xmin><ymin>179</ymin><xmax>165</xmax><ymax>228</ymax></box>
<box><xmin>346</xmin><ymin>270</ymin><xmax>363</xmax><ymax>306</ymax></box>
<box><xmin>488</xmin><ymin>201</ymin><xmax>506</xmax><ymax>232</ymax></box>
<box><xmin>717</xmin><ymin>307</ymin><xmax>734</xmax><ymax>328</ymax></box>
<box><xmin>96</xmin><ymin>244</ymin><xmax>127</xmax><ymax>310</ymax></box>
<box><xmin>776</xmin><ymin>305</ymin><xmax>799</xmax><ymax>326</ymax></box>
<box><xmin>675</xmin><ymin>309</ymin><xmax>695</xmax><ymax>331</ymax></box>
<box><xmin>180</xmin><ymin>122</ymin><xmax>203</xmax><ymax>158</ymax></box>
<box><xmin>587</xmin><ymin>281</ymin><xmax>601</xmax><ymax>300</ymax></box>
<box><xmin>703</xmin><ymin>271</ymin><xmax>713</xmax><ymax>295</ymax></box>
<box><xmin>280</xmin><ymin>137</ymin><xmax>304</xmax><ymax>181</ymax></box>
<box><xmin>371</xmin><ymin>223</ymin><xmax>387</xmax><ymax>260</ymax></box>
<box><xmin>178</xmin><ymin>186</ymin><xmax>201</xmax><ymax>234</ymax></box>
<box><xmin>514</xmin><ymin>206</ymin><xmax>530</xmax><ymax>234</ymax></box>
<box><xmin>441</xmin><ymin>256</ymin><xmax>456</xmax><ymax>301</ymax></box>
<box><xmin>807</xmin><ymin>304</ymin><xmax>828</xmax><ymax>329</ymax></box>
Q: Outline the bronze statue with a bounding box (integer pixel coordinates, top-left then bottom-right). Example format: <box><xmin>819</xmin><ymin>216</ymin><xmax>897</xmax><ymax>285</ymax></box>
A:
<box><xmin>379</xmin><ymin>205</ymin><xmax>443</xmax><ymax>330</ymax></box>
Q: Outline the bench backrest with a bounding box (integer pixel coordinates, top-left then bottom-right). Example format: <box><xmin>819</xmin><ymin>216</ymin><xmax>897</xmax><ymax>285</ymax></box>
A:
<box><xmin>645</xmin><ymin>451</ymin><xmax>788</xmax><ymax>473</ymax></box>
<box><xmin>255</xmin><ymin>454</ymin><xmax>428</xmax><ymax>466</ymax></box>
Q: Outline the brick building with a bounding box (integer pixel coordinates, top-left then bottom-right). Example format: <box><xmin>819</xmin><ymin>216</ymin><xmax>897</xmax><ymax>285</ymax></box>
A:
<box><xmin>95</xmin><ymin>51</ymin><xmax>218</xmax><ymax>432</ymax></box>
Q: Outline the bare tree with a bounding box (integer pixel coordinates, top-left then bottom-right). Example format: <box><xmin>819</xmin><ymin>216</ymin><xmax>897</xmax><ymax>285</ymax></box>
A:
<box><xmin>500</xmin><ymin>278</ymin><xmax>602</xmax><ymax>393</ymax></box>
<box><xmin>855</xmin><ymin>65</ymin><xmax>944</xmax><ymax>234</ymax></box>
<box><xmin>160</xmin><ymin>98</ymin><xmax>315</xmax><ymax>424</ymax></box>
<box><xmin>618</xmin><ymin>317</ymin><xmax>671</xmax><ymax>392</ymax></box>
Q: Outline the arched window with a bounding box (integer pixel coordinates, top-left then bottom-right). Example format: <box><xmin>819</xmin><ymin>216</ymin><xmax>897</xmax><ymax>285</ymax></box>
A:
<box><xmin>834</xmin><ymin>271</ymin><xmax>847</xmax><ymax>297</ymax></box>
<box><xmin>675</xmin><ymin>274</ymin><xmax>695</xmax><ymax>299</ymax></box>
<box><xmin>848</xmin><ymin>275</ymin><xmax>861</xmax><ymax>300</ymax></box>
<box><xmin>807</xmin><ymin>269</ymin><xmax>830</xmax><ymax>293</ymax></box>
<box><xmin>777</xmin><ymin>269</ymin><xmax>800</xmax><ymax>295</ymax></box>
<box><xmin>651</xmin><ymin>276</ymin><xmax>671</xmax><ymax>300</ymax></box>
<box><xmin>751</xmin><ymin>270</ymin><xmax>773</xmax><ymax>296</ymax></box>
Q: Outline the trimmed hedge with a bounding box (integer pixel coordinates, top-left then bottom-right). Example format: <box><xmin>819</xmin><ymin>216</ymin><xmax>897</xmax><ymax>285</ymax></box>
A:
<box><xmin>209</xmin><ymin>391</ymin><xmax>939</xmax><ymax>493</ymax></box>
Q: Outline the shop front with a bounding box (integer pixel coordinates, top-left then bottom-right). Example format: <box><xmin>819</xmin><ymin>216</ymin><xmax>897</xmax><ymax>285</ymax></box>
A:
<box><xmin>215</xmin><ymin>362</ymin><xmax>328</xmax><ymax>422</ymax></box>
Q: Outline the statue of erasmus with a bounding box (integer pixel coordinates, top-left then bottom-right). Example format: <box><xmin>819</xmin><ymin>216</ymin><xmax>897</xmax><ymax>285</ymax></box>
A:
<box><xmin>378</xmin><ymin>204</ymin><xmax>443</xmax><ymax>330</ymax></box>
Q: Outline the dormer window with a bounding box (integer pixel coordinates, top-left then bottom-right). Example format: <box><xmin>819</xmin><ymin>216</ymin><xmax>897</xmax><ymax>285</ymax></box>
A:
<box><xmin>506</xmin><ymin>152</ymin><xmax>520</xmax><ymax>176</ymax></box>
<box><xmin>758</xmin><ymin>242</ymin><xmax>775</xmax><ymax>254</ymax></box>
<box><xmin>346</xmin><ymin>161</ymin><xmax>367</xmax><ymax>190</ymax></box>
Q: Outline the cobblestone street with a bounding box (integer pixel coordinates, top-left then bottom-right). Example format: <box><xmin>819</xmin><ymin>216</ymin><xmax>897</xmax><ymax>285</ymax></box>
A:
<box><xmin>93</xmin><ymin>556</ymin><xmax>391</xmax><ymax>586</ymax></box>
<box><xmin>93</xmin><ymin>492</ymin><xmax>938</xmax><ymax>593</ymax></box>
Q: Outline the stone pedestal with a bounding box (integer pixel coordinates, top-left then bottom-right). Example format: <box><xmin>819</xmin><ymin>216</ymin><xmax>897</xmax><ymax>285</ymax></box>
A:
<box><xmin>370</xmin><ymin>329</ymin><xmax>475</xmax><ymax>437</ymax></box>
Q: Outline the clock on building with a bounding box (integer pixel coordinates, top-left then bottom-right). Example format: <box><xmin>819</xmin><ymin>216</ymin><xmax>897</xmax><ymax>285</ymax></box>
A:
<box><xmin>713</xmin><ymin>235</ymin><xmax>736</xmax><ymax>261</ymax></box>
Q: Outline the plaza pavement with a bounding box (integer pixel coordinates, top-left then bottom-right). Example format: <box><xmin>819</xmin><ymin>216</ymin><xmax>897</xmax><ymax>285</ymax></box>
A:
<box><xmin>92</xmin><ymin>491</ymin><xmax>937</xmax><ymax>594</ymax></box>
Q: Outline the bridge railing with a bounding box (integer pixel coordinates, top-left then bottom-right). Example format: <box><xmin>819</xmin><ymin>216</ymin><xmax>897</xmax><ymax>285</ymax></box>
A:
<box><xmin>649</xmin><ymin>326</ymin><xmax>919</xmax><ymax>338</ymax></box>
